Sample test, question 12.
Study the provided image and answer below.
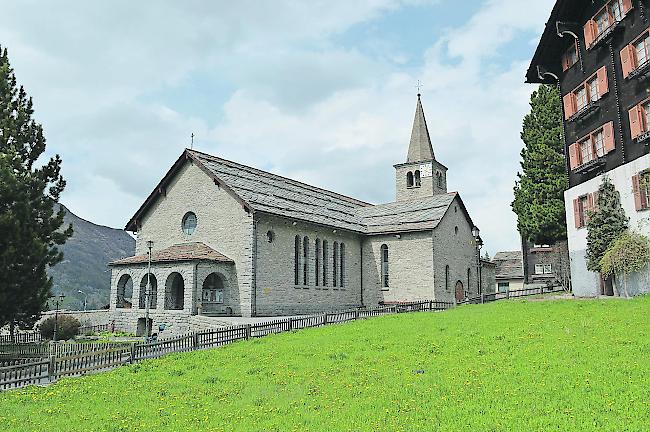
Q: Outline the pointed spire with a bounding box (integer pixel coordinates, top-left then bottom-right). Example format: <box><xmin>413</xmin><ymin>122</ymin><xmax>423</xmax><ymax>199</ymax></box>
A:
<box><xmin>407</xmin><ymin>94</ymin><xmax>435</xmax><ymax>163</ymax></box>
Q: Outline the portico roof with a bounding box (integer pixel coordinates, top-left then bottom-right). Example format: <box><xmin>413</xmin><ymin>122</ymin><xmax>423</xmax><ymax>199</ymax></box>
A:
<box><xmin>109</xmin><ymin>242</ymin><xmax>233</xmax><ymax>266</ymax></box>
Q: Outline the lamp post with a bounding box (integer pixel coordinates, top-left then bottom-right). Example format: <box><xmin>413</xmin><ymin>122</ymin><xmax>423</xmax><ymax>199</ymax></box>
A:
<box><xmin>145</xmin><ymin>240</ymin><xmax>154</xmax><ymax>340</ymax></box>
<box><xmin>78</xmin><ymin>290</ymin><xmax>87</xmax><ymax>311</ymax></box>
<box><xmin>52</xmin><ymin>293</ymin><xmax>65</xmax><ymax>342</ymax></box>
<box><xmin>472</xmin><ymin>227</ymin><xmax>484</xmax><ymax>295</ymax></box>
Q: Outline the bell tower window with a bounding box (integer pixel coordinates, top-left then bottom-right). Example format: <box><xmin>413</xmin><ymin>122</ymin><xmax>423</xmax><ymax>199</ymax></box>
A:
<box><xmin>407</xmin><ymin>171</ymin><xmax>414</xmax><ymax>187</ymax></box>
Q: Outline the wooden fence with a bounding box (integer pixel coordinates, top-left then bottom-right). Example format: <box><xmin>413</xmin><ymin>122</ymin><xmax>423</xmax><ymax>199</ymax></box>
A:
<box><xmin>0</xmin><ymin>332</ymin><xmax>41</xmax><ymax>344</ymax></box>
<box><xmin>0</xmin><ymin>288</ymin><xmax>565</xmax><ymax>391</ymax></box>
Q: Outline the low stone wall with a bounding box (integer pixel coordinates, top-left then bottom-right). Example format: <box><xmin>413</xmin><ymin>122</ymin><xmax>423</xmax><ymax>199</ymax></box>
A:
<box><xmin>37</xmin><ymin>309</ymin><xmax>111</xmax><ymax>328</ymax></box>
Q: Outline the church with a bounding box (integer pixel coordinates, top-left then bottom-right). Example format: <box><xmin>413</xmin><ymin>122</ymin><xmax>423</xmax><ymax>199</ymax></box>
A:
<box><xmin>108</xmin><ymin>95</ymin><xmax>490</xmax><ymax>335</ymax></box>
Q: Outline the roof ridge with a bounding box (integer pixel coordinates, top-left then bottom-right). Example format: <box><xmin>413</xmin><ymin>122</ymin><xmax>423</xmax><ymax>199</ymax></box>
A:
<box><xmin>188</xmin><ymin>149</ymin><xmax>373</xmax><ymax>207</ymax></box>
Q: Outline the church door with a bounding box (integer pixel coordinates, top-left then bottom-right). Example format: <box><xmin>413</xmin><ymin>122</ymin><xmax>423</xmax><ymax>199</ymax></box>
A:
<box><xmin>455</xmin><ymin>281</ymin><xmax>465</xmax><ymax>303</ymax></box>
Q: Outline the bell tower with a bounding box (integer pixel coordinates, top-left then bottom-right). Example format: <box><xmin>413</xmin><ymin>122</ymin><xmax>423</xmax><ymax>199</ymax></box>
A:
<box><xmin>395</xmin><ymin>94</ymin><xmax>448</xmax><ymax>202</ymax></box>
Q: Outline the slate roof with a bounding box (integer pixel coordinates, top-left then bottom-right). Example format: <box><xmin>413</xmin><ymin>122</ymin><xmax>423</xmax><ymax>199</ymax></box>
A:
<box><xmin>356</xmin><ymin>194</ymin><xmax>456</xmax><ymax>234</ymax></box>
<box><xmin>125</xmin><ymin>149</ymin><xmax>470</xmax><ymax>235</ymax></box>
<box><xmin>493</xmin><ymin>251</ymin><xmax>524</xmax><ymax>279</ymax></box>
<box><xmin>407</xmin><ymin>95</ymin><xmax>435</xmax><ymax>162</ymax></box>
<box><xmin>109</xmin><ymin>242</ymin><xmax>233</xmax><ymax>266</ymax></box>
<box><xmin>189</xmin><ymin>150</ymin><xmax>370</xmax><ymax>233</ymax></box>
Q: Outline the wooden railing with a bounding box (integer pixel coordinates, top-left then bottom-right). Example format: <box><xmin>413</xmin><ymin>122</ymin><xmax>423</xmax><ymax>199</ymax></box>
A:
<box><xmin>0</xmin><ymin>288</ymin><xmax>565</xmax><ymax>391</ymax></box>
<box><xmin>0</xmin><ymin>332</ymin><xmax>42</xmax><ymax>344</ymax></box>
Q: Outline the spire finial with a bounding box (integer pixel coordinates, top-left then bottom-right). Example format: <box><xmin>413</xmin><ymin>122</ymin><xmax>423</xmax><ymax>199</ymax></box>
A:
<box><xmin>191</xmin><ymin>133</ymin><xmax>194</xmax><ymax>150</ymax></box>
<box><xmin>415</xmin><ymin>80</ymin><xmax>423</xmax><ymax>96</ymax></box>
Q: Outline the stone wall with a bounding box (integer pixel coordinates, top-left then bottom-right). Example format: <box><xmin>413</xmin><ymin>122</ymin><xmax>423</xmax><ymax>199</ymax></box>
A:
<box><xmin>131</xmin><ymin>160</ymin><xmax>254</xmax><ymax>315</ymax></box>
<box><xmin>255</xmin><ymin>214</ymin><xmax>363</xmax><ymax>316</ymax></box>
<box><xmin>433</xmin><ymin>196</ymin><xmax>480</xmax><ymax>302</ymax></box>
<box><xmin>362</xmin><ymin>231</ymin><xmax>434</xmax><ymax>306</ymax></box>
<box><xmin>38</xmin><ymin>309</ymin><xmax>111</xmax><ymax>328</ymax></box>
<box><xmin>394</xmin><ymin>160</ymin><xmax>447</xmax><ymax>202</ymax></box>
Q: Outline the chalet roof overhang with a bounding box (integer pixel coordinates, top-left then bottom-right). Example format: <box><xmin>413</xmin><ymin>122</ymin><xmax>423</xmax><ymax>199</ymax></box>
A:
<box><xmin>526</xmin><ymin>0</ymin><xmax>587</xmax><ymax>84</ymax></box>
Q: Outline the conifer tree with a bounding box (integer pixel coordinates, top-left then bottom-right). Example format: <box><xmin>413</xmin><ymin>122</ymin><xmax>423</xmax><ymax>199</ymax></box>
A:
<box><xmin>512</xmin><ymin>85</ymin><xmax>568</xmax><ymax>245</ymax></box>
<box><xmin>586</xmin><ymin>176</ymin><xmax>628</xmax><ymax>273</ymax></box>
<box><xmin>0</xmin><ymin>45</ymin><xmax>72</xmax><ymax>336</ymax></box>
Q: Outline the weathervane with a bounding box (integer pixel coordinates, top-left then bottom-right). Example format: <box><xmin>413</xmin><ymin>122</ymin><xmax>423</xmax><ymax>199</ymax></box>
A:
<box><xmin>191</xmin><ymin>133</ymin><xmax>194</xmax><ymax>150</ymax></box>
<box><xmin>415</xmin><ymin>80</ymin><xmax>423</xmax><ymax>95</ymax></box>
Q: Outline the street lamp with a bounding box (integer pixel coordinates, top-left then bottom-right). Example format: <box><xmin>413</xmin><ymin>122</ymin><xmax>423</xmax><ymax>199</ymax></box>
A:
<box><xmin>472</xmin><ymin>227</ymin><xmax>484</xmax><ymax>295</ymax></box>
<box><xmin>145</xmin><ymin>240</ymin><xmax>154</xmax><ymax>340</ymax></box>
<box><xmin>78</xmin><ymin>290</ymin><xmax>87</xmax><ymax>311</ymax></box>
<box><xmin>51</xmin><ymin>293</ymin><xmax>65</xmax><ymax>342</ymax></box>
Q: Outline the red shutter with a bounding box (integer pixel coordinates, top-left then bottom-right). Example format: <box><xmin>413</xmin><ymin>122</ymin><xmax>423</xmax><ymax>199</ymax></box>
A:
<box><xmin>629</xmin><ymin>105</ymin><xmax>644</xmax><ymax>139</ymax></box>
<box><xmin>621</xmin><ymin>45</ymin><xmax>635</xmax><ymax>78</ymax></box>
<box><xmin>632</xmin><ymin>174</ymin><xmax>643</xmax><ymax>211</ymax></box>
<box><xmin>585</xmin><ymin>194</ymin><xmax>595</xmax><ymax>223</ymax></box>
<box><xmin>603</xmin><ymin>122</ymin><xmax>616</xmax><ymax>153</ymax></box>
<box><xmin>596</xmin><ymin>66</ymin><xmax>609</xmax><ymax>97</ymax></box>
<box><xmin>592</xmin><ymin>191</ymin><xmax>600</xmax><ymax>211</ymax></box>
<box><xmin>573</xmin><ymin>198</ymin><xmax>582</xmax><ymax>228</ymax></box>
<box><xmin>622</xmin><ymin>0</ymin><xmax>633</xmax><ymax>15</ymax></box>
<box><xmin>584</xmin><ymin>20</ymin><xmax>596</xmax><ymax>48</ymax></box>
<box><xmin>561</xmin><ymin>53</ymin><xmax>569</xmax><ymax>72</ymax></box>
<box><xmin>563</xmin><ymin>93</ymin><xmax>576</xmax><ymax>119</ymax></box>
<box><xmin>568</xmin><ymin>143</ymin><xmax>580</xmax><ymax>170</ymax></box>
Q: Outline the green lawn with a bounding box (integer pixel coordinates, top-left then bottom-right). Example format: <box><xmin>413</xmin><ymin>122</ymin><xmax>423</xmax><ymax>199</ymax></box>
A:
<box><xmin>2</xmin><ymin>297</ymin><xmax>649</xmax><ymax>432</ymax></box>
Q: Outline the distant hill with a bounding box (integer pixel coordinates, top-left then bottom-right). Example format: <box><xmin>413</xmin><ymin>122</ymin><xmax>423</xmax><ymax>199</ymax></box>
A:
<box><xmin>48</xmin><ymin>204</ymin><xmax>135</xmax><ymax>310</ymax></box>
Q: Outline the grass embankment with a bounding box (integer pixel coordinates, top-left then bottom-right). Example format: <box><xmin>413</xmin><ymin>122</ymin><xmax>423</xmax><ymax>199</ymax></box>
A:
<box><xmin>1</xmin><ymin>297</ymin><xmax>649</xmax><ymax>431</ymax></box>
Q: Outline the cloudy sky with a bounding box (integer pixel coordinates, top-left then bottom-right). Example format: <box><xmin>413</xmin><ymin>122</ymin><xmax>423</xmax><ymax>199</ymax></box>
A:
<box><xmin>0</xmin><ymin>0</ymin><xmax>555</xmax><ymax>255</ymax></box>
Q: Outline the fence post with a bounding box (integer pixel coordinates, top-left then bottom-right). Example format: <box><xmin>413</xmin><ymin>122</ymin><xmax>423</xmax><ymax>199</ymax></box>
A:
<box><xmin>47</xmin><ymin>355</ymin><xmax>56</xmax><ymax>381</ymax></box>
<box><xmin>481</xmin><ymin>293</ymin><xmax>485</xmax><ymax>304</ymax></box>
<box><xmin>323</xmin><ymin>314</ymin><xmax>328</xmax><ymax>325</ymax></box>
<box><xmin>540</xmin><ymin>286</ymin><xmax>544</xmax><ymax>295</ymax></box>
<box><xmin>288</xmin><ymin>318</ymin><xmax>293</xmax><ymax>331</ymax></box>
<box><xmin>129</xmin><ymin>343</ymin><xmax>136</xmax><ymax>363</ymax></box>
<box><xmin>192</xmin><ymin>333</ymin><xmax>199</xmax><ymax>350</ymax></box>
<box><xmin>506</xmin><ymin>289</ymin><xmax>510</xmax><ymax>300</ymax></box>
<box><xmin>245</xmin><ymin>324</ymin><xmax>252</xmax><ymax>339</ymax></box>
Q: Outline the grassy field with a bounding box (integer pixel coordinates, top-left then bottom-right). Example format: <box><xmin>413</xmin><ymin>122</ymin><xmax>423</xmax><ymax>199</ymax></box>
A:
<box><xmin>1</xmin><ymin>297</ymin><xmax>649</xmax><ymax>431</ymax></box>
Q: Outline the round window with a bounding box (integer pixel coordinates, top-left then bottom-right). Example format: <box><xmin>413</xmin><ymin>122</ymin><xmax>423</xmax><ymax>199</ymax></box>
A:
<box><xmin>182</xmin><ymin>212</ymin><xmax>197</xmax><ymax>235</ymax></box>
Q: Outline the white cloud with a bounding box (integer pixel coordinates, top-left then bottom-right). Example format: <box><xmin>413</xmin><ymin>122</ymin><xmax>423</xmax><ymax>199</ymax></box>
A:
<box><xmin>0</xmin><ymin>0</ymin><xmax>555</xmax><ymax>255</ymax></box>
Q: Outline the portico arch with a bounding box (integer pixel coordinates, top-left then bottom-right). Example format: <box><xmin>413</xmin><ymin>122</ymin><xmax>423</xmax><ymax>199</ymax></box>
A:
<box><xmin>165</xmin><ymin>272</ymin><xmax>185</xmax><ymax>310</ymax></box>
<box><xmin>116</xmin><ymin>274</ymin><xmax>133</xmax><ymax>308</ymax></box>
<box><xmin>139</xmin><ymin>274</ymin><xmax>158</xmax><ymax>309</ymax></box>
<box><xmin>202</xmin><ymin>272</ymin><xmax>225</xmax><ymax>304</ymax></box>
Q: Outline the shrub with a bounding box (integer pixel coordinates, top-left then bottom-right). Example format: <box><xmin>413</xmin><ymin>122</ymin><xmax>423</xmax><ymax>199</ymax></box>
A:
<box><xmin>600</xmin><ymin>230</ymin><xmax>650</xmax><ymax>297</ymax></box>
<box><xmin>39</xmin><ymin>315</ymin><xmax>81</xmax><ymax>340</ymax></box>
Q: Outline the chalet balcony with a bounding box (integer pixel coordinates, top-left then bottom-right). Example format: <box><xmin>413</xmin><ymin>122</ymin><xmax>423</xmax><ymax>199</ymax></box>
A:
<box><xmin>567</xmin><ymin>101</ymin><xmax>600</xmax><ymax>124</ymax></box>
<box><xmin>575</xmin><ymin>156</ymin><xmax>606</xmax><ymax>175</ymax></box>
<box><xmin>628</xmin><ymin>59</ymin><xmax>650</xmax><ymax>80</ymax></box>
<box><xmin>637</xmin><ymin>130</ymin><xmax>650</xmax><ymax>145</ymax></box>
<box><xmin>590</xmin><ymin>19</ymin><xmax>624</xmax><ymax>50</ymax></box>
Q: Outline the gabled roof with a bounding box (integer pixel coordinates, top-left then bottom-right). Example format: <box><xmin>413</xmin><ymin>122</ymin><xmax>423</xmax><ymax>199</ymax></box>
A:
<box><xmin>356</xmin><ymin>193</ymin><xmax>473</xmax><ymax>235</ymax></box>
<box><xmin>109</xmin><ymin>242</ymin><xmax>233</xmax><ymax>266</ymax></box>
<box><xmin>493</xmin><ymin>251</ymin><xmax>524</xmax><ymax>279</ymax></box>
<box><xmin>407</xmin><ymin>95</ymin><xmax>435</xmax><ymax>163</ymax></box>
<box><xmin>526</xmin><ymin>0</ymin><xmax>587</xmax><ymax>83</ymax></box>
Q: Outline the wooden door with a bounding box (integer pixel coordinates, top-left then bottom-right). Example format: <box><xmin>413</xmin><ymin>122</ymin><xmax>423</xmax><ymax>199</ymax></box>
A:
<box><xmin>455</xmin><ymin>281</ymin><xmax>465</xmax><ymax>303</ymax></box>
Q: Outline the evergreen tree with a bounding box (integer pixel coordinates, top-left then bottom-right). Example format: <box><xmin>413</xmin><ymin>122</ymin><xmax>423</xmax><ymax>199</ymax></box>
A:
<box><xmin>586</xmin><ymin>176</ymin><xmax>628</xmax><ymax>273</ymax></box>
<box><xmin>0</xmin><ymin>45</ymin><xmax>72</xmax><ymax>336</ymax></box>
<box><xmin>512</xmin><ymin>85</ymin><xmax>568</xmax><ymax>245</ymax></box>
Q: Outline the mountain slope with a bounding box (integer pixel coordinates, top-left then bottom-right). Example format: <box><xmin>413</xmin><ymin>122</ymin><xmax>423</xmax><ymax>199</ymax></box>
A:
<box><xmin>49</xmin><ymin>204</ymin><xmax>135</xmax><ymax>309</ymax></box>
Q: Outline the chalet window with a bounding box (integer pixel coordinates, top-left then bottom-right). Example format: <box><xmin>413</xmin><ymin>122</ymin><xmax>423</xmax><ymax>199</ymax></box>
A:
<box><xmin>294</xmin><ymin>236</ymin><xmax>300</xmax><ymax>285</ymax></box>
<box><xmin>381</xmin><ymin>244</ymin><xmax>389</xmax><ymax>288</ymax></box>
<box><xmin>535</xmin><ymin>264</ymin><xmax>544</xmax><ymax>275</ymax></box>
<box><xmin>568</xmin><ymin>122</ymin><xmax>615</xmax><ymax>170</ymax></box>
<box><xmin>573</xmin><ymin>193</ymin><xmax>596</xmax><ymax>229</ymax></box>
<box><xmin>544</xmin><ymin>264</ymin><xmax>553</xmax><ymax>274</ymax></box>
<box><xmin>628</xmin><ymin>99</ymin><xmax>650</xmax><ymax>140</ymax></box>
<box><xmin>563</xmin><ymin>67</ymin><xmax>608</xmax><ymax>119</ymax></box>
<box><xmin>632</xmin><ymin>171</ymin><xmax>650</xmax><ymax>211</ymax></box>
<box><xmin>498</xmin><ymin>282</ymin><xmax>509</xmax><ymax>293</ymax></box>
<box><xmin>562</xmin><ymin>42</ymin><xmax>579</xmax><ymax>71</ymax></box>
<box><xmin>621</xmin><ymin>30</ymin><xmax>650</xmax><ymax>78</ymax></box>
<box><xmin>585</xmin><ymin>0</ymin><xmax>631</xmax><ymax>48</ymax></box>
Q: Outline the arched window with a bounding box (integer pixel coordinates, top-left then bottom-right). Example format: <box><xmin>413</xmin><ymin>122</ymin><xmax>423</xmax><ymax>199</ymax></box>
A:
<box><xmin>381</xmin><ymin>244</ymin><xmax>389</xmax><ymax>288</ymax></box>
<box><xmin>139</xmin><ymin>274</ymin><xmax>157</xmax><ymax>309</ymax></box>
<box><xmin>340</xmin><ymin>243</ymin><xmax>346</xmax><ymax>287</ymax></box>
<box><xmin>407</xmin><ymin>171</ymin><xmax>414</xmax><ymax>187</ymax></box>
<box><xmin>333</xmin><ymin>242</ymin><xmax>339</xmax><ymax>287</ymax></box>
<box><xmin>165</xmin><ymin>272</ymin><xmax>185</xmax><ymax>310</ymax></box>
<box><xmin>445</xmin><ymin>265</ymin><xmax>450</xmax><ymax>291</ymax></box>
<box><xmin>182</xmin><ymin>212</ymin><xmax>197</xmax><ymax>235</ymax></box>
<box><xmin>303</xmin><ymin>236</ymin><xmax>309</xmax><ymax>285</ymax></box>
<box><xmin>437</xmin><ymin>172</ymin><xmax>443</xmax><ymax>188</ymax></box>
<box><xmin>414</xmin><ymin>170</ymin><xmax>421</xmax><ymax>187</ymax></box>
<box><xmin>322</xmin><ymin>240</ymin><xmax>329</xmax><ymax>286</ymax></box>
<box><xmin>116</xmin><ymin>274</ymin><xmax>133</xmax><ymax>309</ymax></box>
<box><xmin>315</xmin><ymin>239</ymin><xmax>321</xmax><ymax>286</ymax></box>
<box><xmin>202</xmin><ymin>273</ymin><xmax>224</xmax><ymax>304</ymax></box>
<box><xmin>294</xmin><ymin>235</ymin><xmax>301</xmax><ymax>285</ymax></box>
<box><xmin>467</xmin><ymin>268</ymin><xmax>471</xmax><ymax>293</ymax></box>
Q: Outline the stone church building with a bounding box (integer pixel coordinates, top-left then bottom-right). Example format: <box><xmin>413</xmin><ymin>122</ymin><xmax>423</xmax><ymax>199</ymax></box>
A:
<box><xmin>108</xmin><ymin>96</ymin><xmax>489</xmax><ymax>335</ymax></box>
